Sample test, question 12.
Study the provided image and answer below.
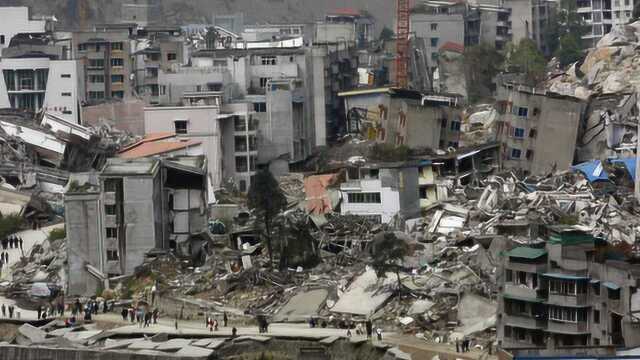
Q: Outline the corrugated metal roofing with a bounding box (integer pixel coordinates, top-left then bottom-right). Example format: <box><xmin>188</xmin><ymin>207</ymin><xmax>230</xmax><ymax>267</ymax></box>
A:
<box><xmin>507</xmin><ymin>247</ymin><xmax>547</xmax><ymax>259</ymax></box>
<box><xmin>571</xmin><ymin>160</ymin><xmax>609</xmax><ymax>182</ymax></box>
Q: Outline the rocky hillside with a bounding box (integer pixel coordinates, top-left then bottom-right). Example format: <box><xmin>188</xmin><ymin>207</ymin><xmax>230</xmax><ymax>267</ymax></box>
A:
<box><xmin>6</xmin><ymin>0</ymin><xmax>394</xmax><ymax>30</ymax></box>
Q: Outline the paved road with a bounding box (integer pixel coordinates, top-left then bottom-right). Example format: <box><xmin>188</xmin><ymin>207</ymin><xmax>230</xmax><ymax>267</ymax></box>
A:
<box><xmin>0</xmin><ymin>224</ymin><xmax>64</xmax><ymax>281</ymax></box>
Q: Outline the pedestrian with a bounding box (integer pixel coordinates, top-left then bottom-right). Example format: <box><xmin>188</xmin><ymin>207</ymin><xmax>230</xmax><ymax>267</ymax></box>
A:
<box><xmin>121</xmin><ymin>308</ymin><xmax>128</xmax><ymax>321</ymax></box>
<box><xmin>456</xmin><ymin>339</ymin><xmax>460</xmax><ymax>353</ymax></box>
<box><xmin>8</xmin><ymin>305</ymin><xmax>14</xmax><ymax>318</ymax></box>
<box><xmin>1</xmin><ymin>304</ymin><xmax>5</xmax><ymax>317</ymax></box>
<box><xmin>213</xmin><ymin>318</ymin><xmax>219</xmax><ymax>331</ymax></box>
<box><xmin>152</xmin><ymin>308</ymin><xmax>159</xmax><ymax>324</ymax></box>
<box><xmin>208</xmin><ymin>317</ymin><xmax>213</xmax><ymax>332</ymax></box>
<box><xmin>151</xmin><ymin>284</ymin><xmax>157</xmax><ymax>305</ymax></box>
<box><xmin>129</xmin><ymin>307</ymin><xmax>135</xmax><ymax>323</ymax></box>
<box><xmin>231</xmin><ymin>327</ymin><xmax>237</xmax><ymax>337</ymax></box>
<box><xmin>365</xmin><ymin>320</ymin><xmax>372</xmax><ymax>338</ymax></box>
<box><xmin>58</xmin><ymin>303</ymin><xmax>64</xmax><ymax>316</ymax></box>
<box><xmin>355</xmin><ymin>323</ymin><xmax>363</xmax><ymax>335</ymax></box>
<box><xmin>309</xmin><ymin>317</ymin><xmax>315</xmax><ymax>328</ymax></box>
<box><xmin>144</xmin><ymin>312</ymin><xmax>151</xmax><ymax>327</ymax></box>
<box><xmin>346</xmin><ymin>328</ymin><xmax>352</xmax><ymax>337</ymax></box>
<box><xmin>376</xmin><ymin>327</ymin><xmax>382</xmax><ymax>341</ymax></box>
<box><xmin>9</xmin><ymin>236</ymin><xmax>14</xmax><ymax>249</ymax></box>
<box><xmin>463</xmin><ymin>338</ymin><xmax>469</xmax><ymax>352</ymax></box>
<box><xmin>174</xmin><ymin>318</ymin><xmax>178</xmax><ymax>330</ymax></box>
<box><xmin>37</xmin><ymin>305</ymin><xmax>42</xmax><ymax>320</ymax></box>
<box><xmin>486</xmin><ymin>340</ymin><xmax>492</xmax><ymax>355</ymax></box>
<box><xmin>2</xmin><ymin>237</ymin><xmax>6</xmax><ymax>250</ymax></box>
<box><xmin>223</xmin><ymin>311</ymin><xmax>228</xmax><ymax>327</ymax></box>
<box><xmin>42</xmin><ymin>309</ymin><xmax>47</xmax><ymax>320</ymax></box>
<box><xmin>19</xmin><ymin>237</ymin><xmax>23</xmax><ymax>250</ymax></box>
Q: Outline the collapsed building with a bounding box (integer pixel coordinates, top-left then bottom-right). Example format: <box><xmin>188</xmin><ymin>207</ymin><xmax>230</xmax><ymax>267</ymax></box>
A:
<box><xmin>65</xmin><ymin>156</ymin><xmax>207</xmax><ymax>296</ymax></box>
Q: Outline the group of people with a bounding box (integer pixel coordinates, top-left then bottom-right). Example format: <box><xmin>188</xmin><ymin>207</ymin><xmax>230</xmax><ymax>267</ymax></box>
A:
<box><xmin>2</xmin><ymin>235</ymin><xmax>23</xmax><ymax>251</ymax></box>
<box><xmin>0</xmin><ymin>252</ymin><xmax>9</xmax><ymax>269</ymax></box>
<box><xmin>121</xmin><ymin>306</ymin><xmax>159</xmax><ymax>328</ymax></box>
<box><xmin>309</xmin><ymin>317</ymin><xmax>384</xmax><ymax>341</ymax></box>
<box><xmin>205</xmin><ymin>312</ymin><xmax>228</xmax><ymax>332</ymax></box>
<box><xmin>0</xmin><ymin>304</ymin><xmax>16</xmax><ymax>318</ymax></box>
<box><xmin>456</xmin><ymin>337</ymin><xmax>472</xmax><ymax>353</ymax></box>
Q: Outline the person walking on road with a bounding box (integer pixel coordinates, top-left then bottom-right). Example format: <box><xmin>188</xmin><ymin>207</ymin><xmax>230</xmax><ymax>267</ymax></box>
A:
<box><xmin>1</xmin><ymin>304</ymin><xmax>5</xmax><ymax>317</ymax></box>
<box><xmin>223</xmin><ymin>311</ymin><xmax>228</xmax><ymax>327</ymax></box>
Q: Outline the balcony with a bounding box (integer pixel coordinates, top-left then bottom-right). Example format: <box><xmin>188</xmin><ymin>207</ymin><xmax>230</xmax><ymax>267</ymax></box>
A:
<box><xmin>547</xmin><ymin>320</ymin><xmax>589</xmax><ymax>334</ymax></box>
<box><xmin>504</xmin><ymin>314</ymin><xmax>547</xmax><ymax>329</ymax></box>
<box><xmin>547</xmin><ymin>293</ymin><xmax>589</xmax><ymax>307</ymax></box>
<box><xmin>507</xmin><ymin>261</ymin><xmax>547</xmax><ymax>274</ymax></box>
<box><xmin>505</xmin><ymin>284</ymin><xmax>542</xmax><ymax>300</ymax></box>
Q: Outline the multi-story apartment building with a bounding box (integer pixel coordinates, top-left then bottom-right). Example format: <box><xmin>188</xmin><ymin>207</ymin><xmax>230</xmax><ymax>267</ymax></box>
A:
<box><xmin>498</xmin><ymin>228</ymin><xmax>640</xmax><ymax>356</ymax></box>
<box><xmin>339</xmin><ymin>162</ymin><xmax>420</xmax><ymax>223</ymax></box>
<box><xmin>72</xmin><ymin>25</ymin><xmax>135</xmax><ymax>102</ymax></box>
<box><xmin>509</xmin><ymin>0</ymin><xmax>557</xmax><ymax>54</ymax></box>
<box><xmin>65</xmin><ymin>156</ymin><xmax>207</xmax><ymax>296</ymax></box>
<box><xmin>495</xmin><ymin>81</ymin><xmax>586</xmax><ymax>176</ymax></box>
<box><xmin>577</xmin><ymin>0</ymin><xmax>635</xmax><ymax>47</ymax></box>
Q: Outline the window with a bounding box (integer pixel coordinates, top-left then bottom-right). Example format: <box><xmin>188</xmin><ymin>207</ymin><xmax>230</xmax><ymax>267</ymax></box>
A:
<box><xmin>107</xmin><ymin>249</ymin><xmax>119</xmax><ymax>261</ymax></box>
<box><xmin>430</xmin><ymin>23</ymin><xmax>438</xmax><ymax>31</ymax></box>
<box><xmin>249</xmin><ymin>135</ymin><xmax>257</xmax><ymax>151</ymax></box>
<box><xmin>111</xmin><ymin>75</ymin><xmax>124</xmax><ymax>83</ymax></box>
<box><xmin>593</xmin><ymin>282</ymin><xmax>600</xmax><ymax>296</ymax></box>
<box><xmin>450</xmin><ymin>121</ymin><xmax>461</xmax><ymax>131</ymax></box>
<box><xmin>511</xmin><ymin>148</ymin><xmax>522</xmax><ymax>159</ymax></box>
<box><xmin>106</xmin><ymin>227</ymin><xmax>117</xmax><ymax>238</ymax></box>
<box><xmin>261</xmin><ymin>55</ymin><xmax>277</xmax><ymax>65</ymax></box>
<box><xmin>608</xmin><ymin>287</ymin><xmax>621</xmax><ymax>300</ymax></box>
<box><xmin>111</xmin><ymin>58</ymin><xmax>124</xmax><ymax>67</ymax></box>
<box><xmin>111</xmin><ymin>42</ymin><xmax>123</xmax><ymax>51</ymax></box>
<box><xmin>88</xmin><ymin>59</ymin><xmax>104</xmax><ymax>69</ymax></box>
<box><xmin>505</xmin><ymin>269</ymin><xmax>513</xmax><ymax>282</ymax></box>
<box><xmin>111</xmin><ymin>91</ymin><xmax>124</xmax><ymax>99</ymax></box>
<box><xmin>254</xmin><ymin>102</ymin><xmax>267</xmax><ymax>112</ymax></box>
<box><xmin>517</xmin><ymin>271</ymin><xmax>527</xmax><ymax>285</ymax></box>
<box><xmin>78</xmin><ymin>43</ymin><xmax>88</xmax><ymax>51</ymax></box>
<box><xmin>236</xmin><ymin>156</ymin><xmax>248</xmax><ymax>172</ymax></box>
<box><xmin>517</xmin><ymin>107</ymin><xmax>528</xmax><ymax>117</ymax></box>
<box><xmin>167</xmin><ymin>52</ymin><xmax>177</xmax><ymax>61</ymax></box>
<box><xmin>593</xmin><ymin>11</ymin><xmax>602</xmax><ymax>22</ymax></box>
<box><xmin>234</xmin><ymin>136</ymin><xmax>248</xmax><ymax>152</ymax></box>
<box><xmin>259</xmin><ymin>77</ymin><xmax>271</xmax><ymax>88</ymax></box>
<box><xmin>105</xmin><ymin>205</ymin><xmax>117</xmax><ymax>215</ymax></box>
<box><xmin>549</xmin><ymin>279</ymin><xmax>579</xmax><ymax>295</ymax></box>
<box><xmin>529</xmin><ymin>128</ymin><xmax>537</xmax><ymax>138</ymax></box>
<box><xmin>430</xmin><ymin>37</ymin><xmax>439</xmax><ymax>47</ymax></box>
<box><xmin>234</xmin><ymin>116</ymin><xmax>246</xmax><ymax>132</ymax></box>
<box><xmin>625</xmin><ymin>0</ymin><xmax>630</xmax><ymax>5</ymax></box>
<box><xmin>89</xmin><ymin>75</ymin><xmax>104</xmax><ymax>83</ymax></box>
<box><xmin>549</xmin><ymin>306</ymin><xmax>577</xmax><ymax>323</ymax></box>
<box><xmin>174</xmin><ymin>120</ymin><xmax>188</xmax><ymax>134</ymax></box>
<box><xmin>347</xmin><ymin>192</ymin><xmax>382</xmax><ymax>204</ymax></box>
<box><xmin>0</xmin><ymin>35</ymin><xmax>4</xmax><ymax>45</ymax></box>
<box><xmin>61</xmin><ymin>92</ymin><xmax>72</xmax><ymax>97</ymax></box>
<box><xmin>514</xmin><ymin>128</ymin><xmax>525</xmax><ymax>138</ymax></box>
<box><xmin>62</xmin><ymin>110</ymin><xmax>72</xmax><ymax>115</ymax></box>
<box><xmin>440</xmin><ymin>118</ymin><xmax>447</xmax><ymax>128</ymax></box>
<box><xmin>88</xmin><ymin>91</ymin><xmax>104</xmax><ymax>100</ymax></box>
<box><xmin>594</xmin><ymin>309</ymin><xmax>600</xmax><ymax>324</ymax></box>
<box><xmin>593</xmin><ymin>338</ymin><xmax>600</xmax><ymax>346</ymax></box>
<box><xmin>239</xmin><ymin>180</ymin><xmax>247</xmax><ymax>192</ymax></box>
<box><xmin>504</xmin><ymin>326</ymin><xmax>512</xmax><ymax>338</ymax></box>
<box><xmin>104</xmin><ymin>179</ymin><xmax>118</xmax><ymax>192</ymax></box>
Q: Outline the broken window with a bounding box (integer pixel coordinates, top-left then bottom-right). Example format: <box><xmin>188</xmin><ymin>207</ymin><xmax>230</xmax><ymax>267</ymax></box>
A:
<box><xmin>106</xmin><ymin>227</ymin><xmax>117</xmax><ymax>238</ymax></box>
<box><xmin>431</xmin><ymin>23</ymin><xmax>438</xmax><ymax>31</ymax></box>
<box><xmin>174</xmin><ymin>120</ymin><xmax>188</xmax><ymax>134</ymax></box>
<box><xmin>594</xmin><ymin>309</ymin><xmax>600</xmax><ymax>324</ymax></box>
<box><xmin>234</xmin><ymin>116</ymin><xmax>246</xmax><ymax>131</ymax></box>
<box><xmin>347</xmin><ymin>192</ymin><xmax>381</xmax><ymax>204</ymax></box>
<box><xmin>107</xmin><ymin>249</ymin><xmax>119</xmax><ymax>261</ymax></box>
<box><xmin>0</xmin><ymin>35</ymin><xmax>4</xmax><ymax>44</ymax></box>
<box><xmin>254</xmin><ymin>102</ymin><xmax>266</xmax><ymax>112</ymax></box>
<box><xmin>593</xmin><ymin>282</ymin><xmax>601</xmax><ymax>296</ymax></box>
<box><xmin>105</xmin><ymin>205</ymin><xmax>117</xmax><ymax>215</ymax></box>
<box><xmin>261</xmin><ymin>56</ymin><xmax>277</xmax><ymax>65</ymax></box>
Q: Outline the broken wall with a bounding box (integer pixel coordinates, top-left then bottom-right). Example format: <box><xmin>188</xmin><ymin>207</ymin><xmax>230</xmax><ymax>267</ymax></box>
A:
<box><xmin>82</xmin><ymin>100</ymin><xmax>145</xmax><ymax>135</ymax></box>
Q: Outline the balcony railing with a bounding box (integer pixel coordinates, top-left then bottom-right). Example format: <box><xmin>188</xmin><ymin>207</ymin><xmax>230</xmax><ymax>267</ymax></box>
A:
<box><xmin>547</xmin><ymin>320</ymin><xmax>589</xmax><ymax>334</ymax></box>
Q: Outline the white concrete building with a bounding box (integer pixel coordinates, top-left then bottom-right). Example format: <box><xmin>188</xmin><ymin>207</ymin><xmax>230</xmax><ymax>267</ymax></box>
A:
<box><xmin>340</xmin><ymin>162</ymin><xmax>421</xmax><ymax>223</ymax></box>
<box><xmin>144</xmin><ymin>93</ymin><xmax>223</xmax><ymax>204</ymax></box>
<box><xmin>0</xmin><ymin>57</ymin><xmax>84</xmax><ymax>123</ymax></box>
<box><xmin>576</xmin><ymin>0</ymin><xmax>634</xmax><ymax>45</ymax></box>
<box><xmin>0</xmin><ymin>7</ymin><xmax>47</xmax><ymax>53</ymax></box>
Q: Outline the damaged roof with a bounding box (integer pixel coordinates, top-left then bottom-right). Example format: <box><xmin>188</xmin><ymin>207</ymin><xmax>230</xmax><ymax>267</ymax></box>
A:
<box><xmin>118</xmin><ymin>133</ymin><xmax>202</xmax><ymax>159</ymax></box>
<box><xmin>506</xmin><ymin>247</ymin><xmax>547</xmax><ymax>259</ymax></box>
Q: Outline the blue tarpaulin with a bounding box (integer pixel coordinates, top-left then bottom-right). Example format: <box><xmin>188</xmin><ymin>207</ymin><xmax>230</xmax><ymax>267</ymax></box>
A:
<box><xmin>610</xmin><ymin>157</ymin><xmax>636</xmax><ymax>182</ymax></box>
<box><xmin>571</xmin><ymin>160</ymin><xmax>609</xmax><ymax>182</ymax></box>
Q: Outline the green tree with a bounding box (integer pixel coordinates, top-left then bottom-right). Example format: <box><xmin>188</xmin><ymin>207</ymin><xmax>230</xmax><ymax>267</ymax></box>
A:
<box><xmin>507</xmin><ymin>39</ymin><xmax>547</xmax><ymax>85</ymax></box>
<box><xmin>379</xmin><ymin>26</ymin><xmax>394</xmax><ymax>42</ymax></box>
<box><xmin>463</xmin><ymin>43</ymin><xmax>504</xmax><ymax>103</ymax></box>
<box><xmin>545</xmin><ymin>0</ymin><xmax>589</xmax><ymax>66</ymax></box>
<box><xmin>247</xmin><ymin>169</ymin><xmax>287</xmax><ymax>267</ymax></box>
<box><xmin>369</xmin><ymin>232</ymin><xmax>409</xmax><ymax>298</ymax></box>
<box><xmin>0</xmin><ymin>214</ymin><xmax>24</xmax><ymax>240</ymax></box>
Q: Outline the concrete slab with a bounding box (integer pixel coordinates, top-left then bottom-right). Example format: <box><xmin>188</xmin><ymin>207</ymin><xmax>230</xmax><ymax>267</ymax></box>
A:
<box><xmin>192</xmin><ymin>338</ymin><xmax>214</xmax><ymax>347</ymax></box>
<box><xmin>47</xmin><ymin>327</ymin><xmax>75</xmax><ymax>337</ymax></box>
<box><xmin>455</xmin><ymin>293</ymin><xmax>497</xmax><ymax>336</ymax></box>
<box><xmin>408</xmin><ymin>299</ymin><xmax>435</xmax><ymax>315</ymax></box>
<box><xmin>273</xmin><ymin>288</ymin><xmax>328</xmax><ymax>322</ymax></box>
<box><xmin>16</xmin><ymin>324</ymin><xmax>46</xmax><ymax>345</ymax></box>
<box><xmin>331</xmin><ymin>269</ymin><xmax>396</xmax><ymax>316</ymax></box>
<box><xmin>63</xmin><ymin>330</ymin><xmax>103</xmax><ymax>343</ymax></box>
<box><xmin>349</xmin><ymin>336</ymin><xmax>367</xmax><ymax>345</ymax></box>
<box><xmin>103</xmin><ymin>338</ymin><xmax>138</xmax><ymax>350</ymax></box>
<box><xmin>206</xmin><ymin>338</ymin><xmax>228</xmax><ymax>349</ymax></box>
<box><xmin>319</xmin><ymin>336</ymin><xmax>340</xmax><ymax>345</ymax></box>
<box><xmin>387</xmin><ymin>347</ymin><xmax>412</xmax><ymax>360</ymax></box>
<box><xmin>155</xmin><ymin>338</ymin><xmax>192</xmax><ymax>351</ymax></box>
<box><xmin>174</xmin><ymin>345</ymin><xmax>214</xmax><ymax>357</ymax></box>
<box><xmin>234</xmin><ymin>335</ymin><xmax>271</xmax><ymax>343</ymax></box>
<box><xmin>128</xmin><ymin>339</ymin><xmax>159</xmax><ymax>350</ymax></box>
